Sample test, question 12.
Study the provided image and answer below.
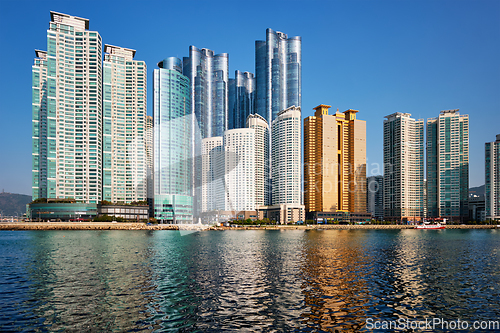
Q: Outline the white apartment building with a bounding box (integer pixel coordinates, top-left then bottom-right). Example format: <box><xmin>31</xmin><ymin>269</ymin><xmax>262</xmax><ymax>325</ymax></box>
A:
<box><xmin>102</xmin><ymin>45</ymin><xmax>147</xmax><ymax>203</ymax></box>
<box><xmin>383</xmin><ymin>112</ymin><xmax>424</xmax><ymax>221</ymax></box>
<box><xmin>201</xmin><ymin>129</ymin><xmax>256</xmax><ymax>214</ymax></box>
<box><xmin>246</xmin><ymin>114</ymin><xmax>270</xmax><ymax>206</ymax></box>
<box><xmin>271</xmin><ymin>106</ymin><xmax>302</xmax><ymax>205</ymax></box>
<box><xmin>32</xmin><ymin>12</ymin><xmax>102</xmax><ymax>203</ymax></box>
<box><xmin>201</xmin><ymin>136</ymin><xmax>224</xmax><ymax>212</ymax></box>
<box><xmin>224</xmin><ymin>129</ymin><xmax>256</xmax><ymax>211</ymax></box>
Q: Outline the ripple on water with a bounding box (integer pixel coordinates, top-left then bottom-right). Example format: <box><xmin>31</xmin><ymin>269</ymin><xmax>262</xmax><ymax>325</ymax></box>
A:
<box><xmin>0</xmin><ymin>229</ymin><xmax>499</xmax><ymax>332</ymax></box>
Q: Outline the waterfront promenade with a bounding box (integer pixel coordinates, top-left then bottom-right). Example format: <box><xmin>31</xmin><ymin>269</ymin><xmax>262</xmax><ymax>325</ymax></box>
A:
<box><xmin>0</xmin><ymin>222</ymin><xmax>497</xmax><ymax>231</ymax></box>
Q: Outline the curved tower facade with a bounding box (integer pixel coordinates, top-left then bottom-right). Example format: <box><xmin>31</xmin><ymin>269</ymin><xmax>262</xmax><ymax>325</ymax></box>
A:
<box><xmin>255</xmin><ymin>29</ymin><xmax>301</xmax><ymax>125</ymax></box>
<box><xmin>271</xmin><ymin>106</ymin><xmax>301</xmax><ymax>205</ymax></box>
<box><xmin>247</xmin><ymin>114</ymin><xmax>270</xmax><ymax>206</ymax></box>
<box><xmin>153</xmin><ymin>57</ymin><xmax>193</xmax><ymax>223</ymax></box>
<box><xmin>182</xmin><ymin>46</ymin><xmax>229</xmax><ymax>139</ymax></box>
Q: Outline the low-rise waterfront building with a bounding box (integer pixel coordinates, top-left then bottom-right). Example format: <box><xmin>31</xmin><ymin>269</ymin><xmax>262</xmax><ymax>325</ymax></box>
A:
<box><xmin>257</xmin><ymin>204</ymin><xmax>305</xmax><ymax>224</ymax></box>
<box><xmin>468</xmin><ymin>195</ymin><xmax>486</xmax><ymax>222</ymax></box>
<box><xmin>28</xmin><ymin>199</ymin><xmax>97</xmax><ymax>221</ymax></box>
<box><xmin>97</xmin><ymin>204</ymin><xmax>149</xmax><ymax>221</ymax></box>
<box><xmin>306</xmin><ymin>211</ymin><xmax>372</xmax><ymax>224</ymax></box>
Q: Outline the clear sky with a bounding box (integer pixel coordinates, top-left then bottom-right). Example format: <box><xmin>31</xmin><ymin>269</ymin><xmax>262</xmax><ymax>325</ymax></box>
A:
<box><xmin>0</xmin><ymin>0</ymin><xmax>498</xmax><ymax>196</ymax></box>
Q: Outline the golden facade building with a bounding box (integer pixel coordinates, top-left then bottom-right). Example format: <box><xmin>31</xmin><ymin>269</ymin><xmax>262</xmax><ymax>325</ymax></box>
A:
<box><xmin>304</xmin><ymin>105</ymin><xmax>366</xmax><ymax>213</ymax></box>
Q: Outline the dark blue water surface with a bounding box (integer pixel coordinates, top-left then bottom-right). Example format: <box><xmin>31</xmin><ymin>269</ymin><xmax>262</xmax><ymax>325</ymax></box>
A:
<box><xmin>0</xmin><ymin>229</ymin><xmax>499</xmax><ymax>332</ymax></box>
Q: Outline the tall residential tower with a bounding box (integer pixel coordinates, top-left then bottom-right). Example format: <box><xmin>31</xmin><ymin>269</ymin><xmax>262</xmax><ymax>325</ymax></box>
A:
<box><xmin>246</xmin><ymin>114</ymin><xmax>270</xmax><ymax>206</ymax></box>
<box><xmin>426</xmin><ymin>109</ymin><xmax>469</xmax><ymax>221</ymax></box>
<box><xmin>102</xmin><ymin>45</ymin><xmax>147</xmax><ymax>203</ymax></box>
<box><xmin>255</xmin><ymin>29</ymin><xmax>301</xmax><ymax>124</ymax></box>
<box><xmin>272</xmin><ymin>106</ymin><xmax>302</xmax><ymax>205</ymax></box>
<box><xmin>32</xmin><ymin>12</ymin><xmax>102</xmax><ymax>203</ymax></box>
<box><xmin>383</xmin><ymin>113</ymin><xmax>424</xmax><ymax>221</ymax></box>
<box><xmin>304</xmin><ymin>105</ymin><xmax>366</xmax><ymax>213</ymax></box>
<box><xmin>485</xmin><ymin>134</ymin><xmax>500</xmax><ymax>220</ymax></box>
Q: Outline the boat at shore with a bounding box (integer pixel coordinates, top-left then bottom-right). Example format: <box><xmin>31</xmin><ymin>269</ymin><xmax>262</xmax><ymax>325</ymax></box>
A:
<box><xmin>415</xmin><ymin>223</ymin><xmax>445</xmax><ymax>229</ymax></box>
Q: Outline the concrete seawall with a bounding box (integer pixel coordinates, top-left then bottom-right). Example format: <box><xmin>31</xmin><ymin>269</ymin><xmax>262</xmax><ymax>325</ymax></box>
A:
<box><xmin>0</xmin><ymin>222</ymin><xmax>179</xmax><ymax>231</ymax></box>
<box><xmin>0</xmin><ymin>223</ymin><xmax>497</xmax><ymax>231</ymax></box>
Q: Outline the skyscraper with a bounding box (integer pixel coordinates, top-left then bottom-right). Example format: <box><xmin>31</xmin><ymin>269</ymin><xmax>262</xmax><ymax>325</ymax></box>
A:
<box><xmin>153</xmin><ymin>57</ymin><xmax>193</xmax><ymax>223</ymax></box>
<box><xmin>102</xmin><ymin>45</ymin><xmax>147</xmax><ymax>203</ymax></box>
<box><xmin>426</xmin><ymin>109</ymin><xmax>469</xmax><ymax>221</ymax></box>
<box><xmin>304</xmin><ymin>105</ymin><xmax>367</xmax><ymax>213</ymax></box>
<box><xmin>485</xmin><ymin>134</ymin><xmax>500</xmax><ymax>220</ymax></box>
<box><xmin>246</xmin><ymin>114</ymin><xmax>270</xmax><ymax>206</ymax></box>
<box><xmin>32</xmin><ymin>12</ymin><xmax>102</xmax><ymax>203</ymax></box>
<box><xmin>271</xmin><ymin>106</ymin><xmax>301</xmax><ymax>205</ymax></box>
<box><xmin>182</xmin><ymin>46</ymin><xmax>229</xmax><ymax>139</ymax></box>
<box><xmin>201</xmin><ymin>137</ymin><xmax>224</xmax><ymax>213</ymax></box>
<box><xmin>182</xmin><ymin>46</ymin><xmax>229</xmax><ymax>218</ymax></box>
<box><xmin>223</xmin><ymin>129</ymin><xmax>256</xmax><ymax>212</ymax></box>
<box><xmin>383</xmin><ymin>113</ymin><xmax>424</xmax><ymax>221</ymax></box>
<box><xmin>228</xmin><ymin>71</ymin><xmax>255</xmax><ymax>130</ymax></box>
<box><xmin>255</xmin><ymin>29</ymin><xmax>301</xmax><ymax>124</ymax></box>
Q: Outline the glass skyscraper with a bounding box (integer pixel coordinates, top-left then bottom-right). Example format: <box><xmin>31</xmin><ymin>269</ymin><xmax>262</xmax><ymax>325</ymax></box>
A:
<box><xmin>426</xmin><ymin>109</ymin><xmax>469</xmax><ymax>221</ymax></box>
<box><xmin>102</xmin><ymin>45</ymin><xmax>147</xmax><ymax>203</ymax></box>
<box><xmin>182</xmin><ymin>46</ymin><xmax>229</xmax><ymax>139</ymax></box>
<box><xmin>228</xmin><ymin>70</ymin><xmax>255</xmax><ymax>130</ymax></box>
<box><xmin>255</xmin><ymin>28</ymin><xmax>301</xmax><ymax>124</ymax></box>
<box><xmin>32</xmin><ymin>12</ymin><xmax>102</xmax><ymax>203</ymax></box>
<box><xmin>153</xmin><ymin>58</ymin><xmax>193</xmax><ymax>223</ymax></box>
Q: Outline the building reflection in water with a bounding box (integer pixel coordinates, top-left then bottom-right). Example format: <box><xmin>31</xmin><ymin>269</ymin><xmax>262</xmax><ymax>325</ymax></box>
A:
<box><xmin>23</xmin><ymin>230</ymin><xmax>156</xmax><ymax>331</ymax></box>
<box><xmin>149</xmin><ymin>229</ymin><xmax>307</xmax><ymax>331</ymax></box>
<box><xmin>299</xmin><ymin>230</ymin><xmax>372</xmax><ymax>331</ymax></box>
<box><xmin>7</xmin><ymin>229</ymin><xmax>498</xmax><ymax>331</ymax></box>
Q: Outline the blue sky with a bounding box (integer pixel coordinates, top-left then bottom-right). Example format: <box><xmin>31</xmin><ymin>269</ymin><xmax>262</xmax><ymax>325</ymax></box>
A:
<box><xmin>0</xmin><ymin>0</ymin><xmax>499</xmax><ymax>195</ymax></box>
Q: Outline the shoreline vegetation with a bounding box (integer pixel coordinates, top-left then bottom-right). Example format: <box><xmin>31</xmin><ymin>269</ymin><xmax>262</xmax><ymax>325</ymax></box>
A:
<box><xmin>0</xmin><ymin>222</ymin><xmax>498</xmax><ymax>231</ymax></box>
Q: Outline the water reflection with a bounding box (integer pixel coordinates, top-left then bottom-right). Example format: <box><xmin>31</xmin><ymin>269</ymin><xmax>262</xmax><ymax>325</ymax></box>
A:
<box><xmin>3</xmin><ymin>231</ymin><xmax>156</xmax><ymax>331</ymax></box>
<box><xmin>0</xmin><ymin>229</ymin><xmax>499</xmax><ymax>332</ymax></box>
<box><xmin>299</xmin><ymin>230</ymin><xmax>373</xmax><ymax>331</ymax></box>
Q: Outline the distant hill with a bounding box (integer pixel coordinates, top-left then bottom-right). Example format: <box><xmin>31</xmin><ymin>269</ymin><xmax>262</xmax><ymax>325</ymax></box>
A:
<box><xmin>0</xmin><ymin>192</ymin><xmax>32</xmax><ymax>216</ymax></box>
<box><xmin>469</xmin><ymin>185</ymin><xmax>485</xmax><ymax>198</ymax></box>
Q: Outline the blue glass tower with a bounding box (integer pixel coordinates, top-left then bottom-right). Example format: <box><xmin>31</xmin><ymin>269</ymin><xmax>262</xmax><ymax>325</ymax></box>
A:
<box><xmin>255</xmin><ymin>28</ymin><xmax>301</xmax><ymax>124</ymax></box>
<box><xmin>182</xmin><ymin>46</ymin><xmax>229</xmax><ymax>139</ymax></box>
<box><xmin>153</xmin><ymin>58</ymin><xmax>193</xmax><ymax>223</ymax></box>
<box><xmin>228</xmin><ymin>70</ymin><xmax>255</xmax><ymax>130</ymax></box>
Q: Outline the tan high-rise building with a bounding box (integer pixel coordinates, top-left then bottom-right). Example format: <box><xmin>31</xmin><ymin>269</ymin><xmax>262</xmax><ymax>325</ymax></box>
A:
<box><xmin>304</xmin><ymin>105</ymin><xmax>366</xmax><ymax>213</ymax></box>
